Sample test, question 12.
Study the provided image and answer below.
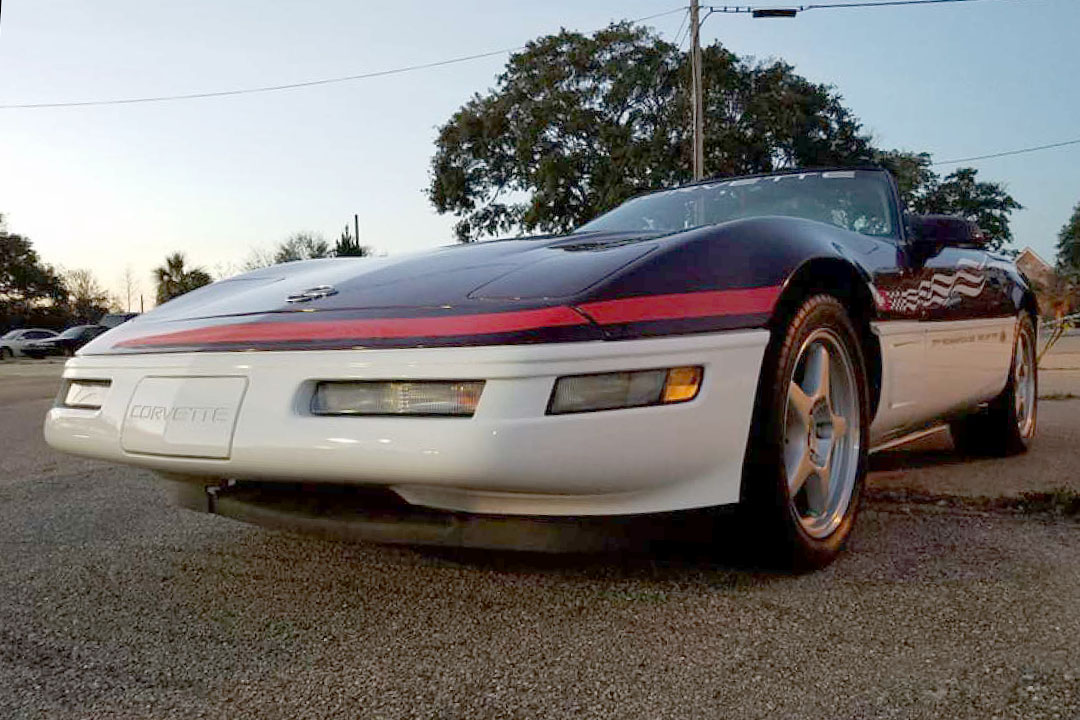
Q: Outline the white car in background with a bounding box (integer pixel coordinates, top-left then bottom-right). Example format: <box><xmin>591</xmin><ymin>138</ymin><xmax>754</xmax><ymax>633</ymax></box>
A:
<box><xmin>0</xmin><ymin>328</ymin><xmax>58</xmax><ymax>359</ymax></box>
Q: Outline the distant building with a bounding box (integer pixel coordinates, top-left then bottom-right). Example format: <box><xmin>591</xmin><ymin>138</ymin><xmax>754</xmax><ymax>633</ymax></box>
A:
<box><xmin>1016</xmin><ymin>247</ymin><xmax>1074</xmax><ymax>318</ymax></box>
<box><xmin>1016</xmin><ymin>247</ymin><xmax>1054</xmax><ymax>287</ymax></box>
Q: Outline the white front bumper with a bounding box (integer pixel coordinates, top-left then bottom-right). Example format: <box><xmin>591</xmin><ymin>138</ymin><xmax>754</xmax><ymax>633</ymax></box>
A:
<box><xmin>45</xmin><ymin>331</ymin><xmax>769</xmax><ymax>516</ymax></box>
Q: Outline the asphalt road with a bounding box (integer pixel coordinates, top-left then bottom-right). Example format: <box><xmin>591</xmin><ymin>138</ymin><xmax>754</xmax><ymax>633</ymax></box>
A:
<box><xmin>1</xmin><ymin>363</ymin><xmax>1078</xmax><ymax>719</ymax></box>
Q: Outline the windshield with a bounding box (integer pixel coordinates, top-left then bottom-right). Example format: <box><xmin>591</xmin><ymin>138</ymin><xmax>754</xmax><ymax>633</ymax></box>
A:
<box><xmin>59</xmin><ymin>327</ymin><xmax>89</xmax><ymax>339</ymax></box>
<box><xmin>1</xmin><ymin>331</ymin><xmax>19</xmax><ymax>339</ymax></box>
<box><xmin>577</xmin><ymin>169</ymin><xmax>898</xmax><ymax>238</ymax></box>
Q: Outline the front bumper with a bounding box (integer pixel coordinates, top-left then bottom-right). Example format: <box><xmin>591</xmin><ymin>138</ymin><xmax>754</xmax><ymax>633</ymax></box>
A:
<box><xmin>45</xmin><ymin>331</ymin><xmax>769</xmax><ymax>516</ymax></box>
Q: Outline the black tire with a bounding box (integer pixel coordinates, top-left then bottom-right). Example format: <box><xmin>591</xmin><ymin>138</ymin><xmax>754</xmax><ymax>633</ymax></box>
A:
<box><xmin>0</xmin><ymin>347</ymin><xmax>12</xmax><ymax>361</ymax></box>
<box><xmin>740</xmin><ymin>294</ymin><xmax>870</xmax><ymax>571</ymax></box>
<box><xmin>949</xmin><ymin>314</ymin><xmax>1037</xmax><ymax>457</ymax></box>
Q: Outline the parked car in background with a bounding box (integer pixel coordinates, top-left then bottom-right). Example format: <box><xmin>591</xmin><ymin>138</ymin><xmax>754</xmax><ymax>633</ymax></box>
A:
<box><xmin>0</xmin><ymin>328</ymin><xmax>59</xmax><ymax>359</ymax></box>
<box><xmin>99</xmin><ymin>313</ymin><xmax>139</xmax><ymax>329</ymax></box>
<box><xmin>23</xmin><ymin>325</ymin><xmax>108</xmax><ymax>358</ymax></box>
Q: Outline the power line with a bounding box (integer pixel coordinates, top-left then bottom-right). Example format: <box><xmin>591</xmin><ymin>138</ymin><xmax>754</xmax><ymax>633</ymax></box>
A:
<box><xmin>671</xmin><ymin>8</ymin><xmax>692</xmax><ymax>49</ymax></box>
<box><xmin>0</xmin><ymin>7</ymin><xmax>686</xmax><ymax>110</ymax></box>
<box><xmin>800</xmin><ymin>0</ymin><xmax>1006</xmax><ymax>10</ymax></box>
<box><xmin>0</xmin><ymin>48</ymin><xmax>522</xmax><ymax>110</ymax></box>
<box><xmin>706</xmin><ymin>0</ymin><xmax>1008</xmax><ymax>13</ymax></box>
<box><xmin>931</xmin><ymin>138</ymin><xmax>1080</xmax><ymax>166</ymax></box>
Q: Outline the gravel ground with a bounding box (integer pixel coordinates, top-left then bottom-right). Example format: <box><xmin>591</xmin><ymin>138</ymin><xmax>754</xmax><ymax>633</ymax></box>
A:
<box><xmin>1</xmin><ymin>347</ymin><xmax>1078</xmax><ymax>719</ymax></box>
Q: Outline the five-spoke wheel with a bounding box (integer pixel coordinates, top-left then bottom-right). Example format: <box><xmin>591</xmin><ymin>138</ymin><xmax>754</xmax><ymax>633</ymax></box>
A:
<box><xmin>783</xmin><ymin>329</ymin><xmax>861</xmax><ymax>540</ymax></box>
<box><xmin>742</xmin><ymin>294</ymin><xmax>869</xmax><ymax>570</ymax></box>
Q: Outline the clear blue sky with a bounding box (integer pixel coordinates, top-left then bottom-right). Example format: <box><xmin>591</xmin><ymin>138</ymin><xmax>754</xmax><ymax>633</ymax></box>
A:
<box><xmin>0</xmin><ymin>0</ymin><xmax>1076</xmax><ymax>308</ymax></box>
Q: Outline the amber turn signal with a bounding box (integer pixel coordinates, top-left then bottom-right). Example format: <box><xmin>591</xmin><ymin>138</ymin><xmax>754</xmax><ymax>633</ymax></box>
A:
<box><xmin>662</xmin><ymin>366</ymin><xmax>703</xmax><ymax>403</ymax></box>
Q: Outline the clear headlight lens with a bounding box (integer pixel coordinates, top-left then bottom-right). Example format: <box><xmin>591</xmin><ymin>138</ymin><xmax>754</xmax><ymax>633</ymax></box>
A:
<box><xmin>548</xmin><ymin>366</ymin><xmax>703</xmax><ymax>414</ymax></box>
<box><xmin>62</xmin><ymin>379</ymin><xmax>111</xmax><ymax>409</ymax></box>
<box><xmin>311</xmin><ymin>380</ymin><xmax>485</xmax><ymax>417</ymax></box>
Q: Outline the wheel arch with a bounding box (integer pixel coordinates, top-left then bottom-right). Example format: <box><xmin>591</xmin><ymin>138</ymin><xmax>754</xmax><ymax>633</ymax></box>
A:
<box><xmin>770</xmin><ymin>258</ymin><xmax>883</xmax><ymax>420</ymax></box>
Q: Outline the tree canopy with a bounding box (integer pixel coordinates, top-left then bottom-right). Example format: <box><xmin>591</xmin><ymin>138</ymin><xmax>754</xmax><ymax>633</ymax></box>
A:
<box><xmin>63</xmin><ymin>268</ymin><xmax>114</xmax><ymax>324</ymax></box>
<box><xmin>154</xmin><ymin>252</ymin><xmax>212</xmax><ymax>305</ymax></box>
<box><xmin>428</xmin><ymin>23</ymin><xmax>1021</xmax><ymax>249</ymax></box>
<box><xmin>0</xmin><ymin>214</ymin><xmax>68</xmax><ymax>327</ymax></box>
<box><xmin>1057</xmin><ymin>201</ymin><xmax>1080</xmax><ymax>278</ymax></box>
<box><xmin>274</xmin><ymin>232</ymin><xmax>331</xmax><ymax>264</ymax></box>
<box><xmin>333</xmin><ymin>225</ymin><xmax>372</xmax><ymax>258</ymax></box>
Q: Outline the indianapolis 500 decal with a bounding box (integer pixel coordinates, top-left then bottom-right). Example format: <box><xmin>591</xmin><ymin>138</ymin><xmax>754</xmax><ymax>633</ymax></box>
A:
<box><xmin>873</xmin><ymin>258</ymin><xmax>987</xmax><ymax>315</ymax></box>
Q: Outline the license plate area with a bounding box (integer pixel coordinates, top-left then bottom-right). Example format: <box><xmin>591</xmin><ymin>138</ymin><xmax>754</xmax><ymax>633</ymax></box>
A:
<box><xmin>121</xmin><ymin>377</ymin><xmax>248</xmax><ymax>459</ymax></box>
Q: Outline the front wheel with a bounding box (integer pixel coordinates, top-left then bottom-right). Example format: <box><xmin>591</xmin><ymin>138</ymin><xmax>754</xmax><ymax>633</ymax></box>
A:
<box><xmin>0</xmin><ymin>347</ymin><xmax>12</xmax><ymax>361</ymax></box>
<box><xmin>741</xmin><ymin>294</ymin><xmax>870</xmax><ymax>571</ymax></box>
<box><xmin>950</xmin><ymin>314</ymin><xmax>1037</xmax><ymax>456</ymax></box>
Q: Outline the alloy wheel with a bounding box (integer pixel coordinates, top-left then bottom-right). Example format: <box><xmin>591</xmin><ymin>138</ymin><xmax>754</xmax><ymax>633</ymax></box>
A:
<box><xmin>783</xmin><ymin>329</ymin><xmax>861</xmax><ymax>539</ymax></box>
<box><xmin>1014</xmin><ymin>328</ymin><xmax>1036</xmax><ymax>438</ymax></box>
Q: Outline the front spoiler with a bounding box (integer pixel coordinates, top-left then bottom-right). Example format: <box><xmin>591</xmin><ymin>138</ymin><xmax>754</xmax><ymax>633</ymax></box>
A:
<box><xmin>171</xmin><ymin>479</ymin><xmax>718</xmax><ymax>553</ymax></box>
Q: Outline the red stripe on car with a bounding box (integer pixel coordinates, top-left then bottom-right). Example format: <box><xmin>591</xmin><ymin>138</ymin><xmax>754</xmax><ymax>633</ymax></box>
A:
<box><xmin>116</xmin><ymin>306</ymin><xmax>590</xmax><ymax>347</ymax></box>
<box><xmin>576</xmin><ymin>285</ymin><xmax>781</xmax><ymax>325</ymax></box>
<box><xmin>115</xmin><ymin>285</ymin><xmax>781</xmax><ymax>348</ymax></box>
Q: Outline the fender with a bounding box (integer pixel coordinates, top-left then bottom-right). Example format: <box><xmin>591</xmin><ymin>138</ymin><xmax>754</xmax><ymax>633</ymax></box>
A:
<box><xmin>571</xmin><ymin>215</ymin><xmax>888</xmax><ymax>340</ymax></box>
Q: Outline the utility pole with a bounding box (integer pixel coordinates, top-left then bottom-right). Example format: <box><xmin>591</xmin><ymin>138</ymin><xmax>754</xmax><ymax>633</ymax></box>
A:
<box><xmin>690</xmin><ymin>0</ymin><xmax>704</xmax><ymax>181</ymax></box>
<box><xmin>354</xmin><ymin>214</ymin><xmax>360</xmax><ymax>246</ymax></box>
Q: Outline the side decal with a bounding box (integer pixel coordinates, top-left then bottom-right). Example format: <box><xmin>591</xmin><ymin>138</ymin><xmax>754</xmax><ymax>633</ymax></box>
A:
<box><xmin>876</xmin><ymin>258</ymin><xmax>986</xmax><ymax>315</ymax></box>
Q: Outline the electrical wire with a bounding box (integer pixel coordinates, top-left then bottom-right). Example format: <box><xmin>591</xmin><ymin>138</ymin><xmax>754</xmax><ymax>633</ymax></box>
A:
<box><xmin>0</xmin><ymin>7</ymin><xmax>687</xmax><ymax>110</ymax></box>
<box><xmin>931</xmin><ymin>137</ymin><xmax>1080</xmax><ymax>166</ymax></box>
<box><xmin>671</xmin><ymin>8</ymin><xmax>692</xmax><ymax>48</ymax></box>
<box><xmin>800</xmin><ymin>0</ymin><xmax>1006</xmax><ymax>10</ymax></box>
<box><xmin>706</xmin><ymin>0</ymin><xmax>1009</xmax><ymax>12</ymax></box>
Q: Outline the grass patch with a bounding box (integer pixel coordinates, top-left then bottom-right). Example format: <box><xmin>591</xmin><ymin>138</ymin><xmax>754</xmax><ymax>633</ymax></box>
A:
<box><xmin>866</xmin><ymin>487</ymin><xmax>1080</xmax><ymax>519</ymax></box>
<box><xmin>1038</xmin><ymin>392</ymin><xmax>1079</xmax><ymax>401</ymax></box>
<box><xmin>1004</xmin><ymin>489</ymin><xmax>1080</xmax><ymax>516</ymax></box>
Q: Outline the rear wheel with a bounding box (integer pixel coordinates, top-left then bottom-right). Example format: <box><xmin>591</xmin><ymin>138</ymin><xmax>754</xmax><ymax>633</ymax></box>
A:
<box><xmin>741</xmin><ymin>295</ymin><xmax>870</xmax><ymax>570</ymax></box>
<box><xmin>950</xmin><ymin>314</ymin><xmax>1037</xmax><ymax>456</ymax></box>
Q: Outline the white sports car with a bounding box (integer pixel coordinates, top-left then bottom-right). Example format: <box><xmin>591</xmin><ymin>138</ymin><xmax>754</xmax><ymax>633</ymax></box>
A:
<box><xmin>45</xmin><ymin>168</ymin><xmax>1038</xmax><ymax>568</ymax></box>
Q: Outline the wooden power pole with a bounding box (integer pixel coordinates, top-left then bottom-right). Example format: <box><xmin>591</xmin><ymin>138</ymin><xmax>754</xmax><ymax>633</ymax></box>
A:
<box><xmin>690</xmin><ymin>0</ymin><xmax>704</xmax><ymax>181</ymax></box>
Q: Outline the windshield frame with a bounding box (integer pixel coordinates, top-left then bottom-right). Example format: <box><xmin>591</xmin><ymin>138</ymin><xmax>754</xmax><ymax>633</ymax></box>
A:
<box><xmin>576</xmin><ymin>166</ymin><xmax>903</xmax><ymax>242</ymax></box>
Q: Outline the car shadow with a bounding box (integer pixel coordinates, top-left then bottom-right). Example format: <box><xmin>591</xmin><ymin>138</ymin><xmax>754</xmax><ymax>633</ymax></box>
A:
<box><xmin>868</xmin><ymin>429</ymin><xmax>975</xmax><ymax>472</ymax></box>
<box><xmin>407</xmin><ymin>507</ymin><xmax>795</xmax><ymax>583</ymax></box>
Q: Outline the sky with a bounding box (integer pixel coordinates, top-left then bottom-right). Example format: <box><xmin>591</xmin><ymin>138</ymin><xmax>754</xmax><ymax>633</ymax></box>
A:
<box><xmin>0</xmin><ymin>0</ymin><xmax>1077</xmax><ymax>309</ymax></box>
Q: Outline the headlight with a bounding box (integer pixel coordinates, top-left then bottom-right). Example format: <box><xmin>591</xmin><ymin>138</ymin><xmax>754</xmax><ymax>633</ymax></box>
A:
<box><xmin>62</xmin><ymin>379</ymin><xmax>111</xmax><ymax>409</ymax></box>
<box><xmin>547</xmin><ymin>366</ymin><xmax>703</xmax><ymax>414</ymax></box>
<box><xmin>311</xmin><ymin>380</ymin><xmax>485</xmax><ymax>417</ymax></box>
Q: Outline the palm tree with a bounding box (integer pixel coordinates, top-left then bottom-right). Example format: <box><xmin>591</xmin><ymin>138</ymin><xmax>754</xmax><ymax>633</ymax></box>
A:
<box><xmin>153</xmin><ymin>252</ymin><xmax>212</xmax><ymax>305</ymax></box>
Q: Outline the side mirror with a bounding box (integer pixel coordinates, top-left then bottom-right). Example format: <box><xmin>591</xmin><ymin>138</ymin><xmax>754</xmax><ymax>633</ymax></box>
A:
<box><xmin>906</xmin><ymin>214</ymin><xmax>987</xmax><ymax>249</ymax></box>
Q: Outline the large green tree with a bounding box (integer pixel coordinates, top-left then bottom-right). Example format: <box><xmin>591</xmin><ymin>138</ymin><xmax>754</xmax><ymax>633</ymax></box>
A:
<box><xmin>0</xmin><ymin>214</ymin><xmax>68</xmax><ymax>326</ymax></box>
<box><xmin>429</xmin><ymin>24</ymin><xmax>1021</xmax><ymax>249</ymax></box>
<box><xmin>911</xmin><ymin>167</ymin><xmax>1021</xmax><ymax>252</ymax></box>
<box><xmin>875</xmin><ymin>151</ymin><xmax>1021</xmax><ymax>252</ymax></box>
<box><xmin>428</xmin><ymin>23</ymin><xmax>874</xmax><ymax>242</ymax></box>
<box><xmin>153</xmin><ymin>252</ymin><xmax>212</xmax><ymax>305</ymax></box>
<box><xmin>1057</xmin><ymin>201</ymin><xmax>1080</xmax><ymax>278</ymax></box>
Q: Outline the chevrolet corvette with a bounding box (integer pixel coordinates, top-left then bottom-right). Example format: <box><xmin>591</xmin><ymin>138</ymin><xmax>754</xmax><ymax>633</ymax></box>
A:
<box><xmin>44</xmin><ymin>168</ymin><xmax>1038</xmax><ymax>568</ymax></box>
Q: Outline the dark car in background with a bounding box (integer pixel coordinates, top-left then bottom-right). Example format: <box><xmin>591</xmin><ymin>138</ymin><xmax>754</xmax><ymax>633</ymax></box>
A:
<box><xmin>23</xmin><ymin>325</ymin><xmax>109</xmax><ymax>358</ymax></box>
<box><xmin>98</xmin><ymin>313</ymin><xmax>139</xmax><ymax>329</ymax></box>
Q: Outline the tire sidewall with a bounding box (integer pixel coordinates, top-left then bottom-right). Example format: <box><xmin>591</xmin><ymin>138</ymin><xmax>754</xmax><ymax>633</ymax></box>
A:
<box><xmin>744</xmin><ymin>295</ymin><xmax>871</xmax><ymax>568</ymax></box>
<box><xmin>1007</xmin><ymin>314</ymin><xmax>1038</xmax><ymax>448</ymax></box>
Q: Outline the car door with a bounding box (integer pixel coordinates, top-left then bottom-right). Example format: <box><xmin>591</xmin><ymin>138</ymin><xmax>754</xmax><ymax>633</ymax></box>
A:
<box><xmin>867</xmin><ymin>243</ymin><xmax>929</xmax><ymax>443</ymax></box>
<box><xmin>919</xmin><ymin>243</ymin><xmax>1015</xmax><ymax>418</ymax></box>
